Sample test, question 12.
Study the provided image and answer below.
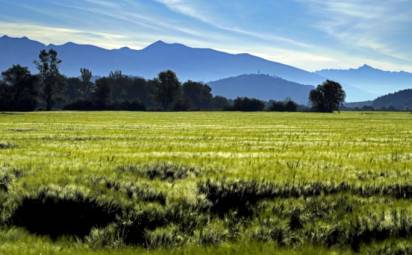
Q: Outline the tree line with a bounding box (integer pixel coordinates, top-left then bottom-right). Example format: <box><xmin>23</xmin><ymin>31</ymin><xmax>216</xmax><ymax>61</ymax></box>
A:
<box><xmin>0</xmin><ymin>49</ymin><xmax>345</xmax><ymax>112</ymax></box>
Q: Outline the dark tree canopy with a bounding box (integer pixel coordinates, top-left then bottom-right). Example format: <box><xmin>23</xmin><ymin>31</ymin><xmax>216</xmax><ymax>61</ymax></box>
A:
<box><xmin>154</xmin><ymin>70</ymin><xmax>181</xmax><ymax>110</ymax></box>
<box><xmin>309</xmin><ymin>80</ymin><xmax>345</xmax><ymax>113</ymax></box>
<box><xmin>211</xmin><ymin>96</ymin><xmax>231</xmax><ymax>110</ymax></box>
<box><xmin>35</xmin><ymin>49</ymin><xmax>65</xmax><ymax>110</ymax></box>
<box><xmin>79</xmin><ymin>68</ymin><xmax>93</xmax><ymax>99</ymax></box>
<box><xmin>233</xmin><ymin>97</ymin><xmax>265</xmax><ymax>111</ymax></box>
<box><xmin>269</xmin><ymin>99</ymin><xmax>298</xmax><ymax>112</ymax></box>
<box><xmin>0</xmin><ymin>65</ymin><xmax>38</xmax><ymax>111</ymax></box>
<box><xmin>182</xmin><ymin>81</ymin><xmax>213</xmax><ymax>110</ymax></box>
<box><xmin>94</xmin><ymin>77</ymin><xmax>112</xmax><ymax>108</ymax></box>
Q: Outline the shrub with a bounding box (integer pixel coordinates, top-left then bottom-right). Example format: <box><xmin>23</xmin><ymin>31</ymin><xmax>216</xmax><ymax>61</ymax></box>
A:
<box><xmin>233</xmin><ymin>97</ymin><xmax>265</xmax><ymax>111</ymax></box>
<box><xmin>268</xmin><ymin>100</ymin><xmax>298</xmax><ymax>112</ymax></box>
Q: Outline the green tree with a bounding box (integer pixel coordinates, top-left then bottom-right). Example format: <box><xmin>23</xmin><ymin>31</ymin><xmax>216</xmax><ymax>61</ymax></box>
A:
<box><xmin>64</xmin><ymin>77</ymin><xmax>82</xmax><ymax>103</ymax></box>
<box><xmin>80</xmin><ymin>68</ymin><xmax>93</xmax><ymax>99</ymax></box>
<box><xmin>94</xmin><ymin>78</ymin><xmax>111</xmax><ymax>108</ymax></box>
<box><xmin>153</xmin><ymin>70</ymin><xmax>181</xmax><ymax>110</ymax></box>
<box><xmin>211</xmin><ymin>96</ymin><xmax>231</xmax><ymax>110</ymax></box>
<box><xmin>182</xmin><ymin>81</ymin><xmax>213</xmax><ymax>109</ymax></box>
<box><xmin>35</xmin><ymin>49</ymin><xmax>64</xmax><ymax>110</ymax></box>
<box><xmin>309</xmin><ymin>80</ymin><xmax>345</xmax><ymax>112</ymax></box>
<box><xmin>233</xmin><ymin>97</ymin><xmax>265</xmax><ymax>111</ymax></box>
<box><xmin>0</xmin><ymin>65</ymin><xmax>38</xmax><ymax>111</ymax></box>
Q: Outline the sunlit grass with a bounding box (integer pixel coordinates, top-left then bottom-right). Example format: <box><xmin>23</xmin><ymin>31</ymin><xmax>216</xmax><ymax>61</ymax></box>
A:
<box><xmin>0</xmin><ymin>111</ymin><xmax>411</xmax><ymax>254</ymax></box>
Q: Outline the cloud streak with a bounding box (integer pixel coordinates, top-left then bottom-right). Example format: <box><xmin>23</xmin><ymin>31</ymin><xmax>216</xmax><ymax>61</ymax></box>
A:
<box><xmin>300</xmin><ymin>0</ymin><xmax>412</xmax><ymax>64</ymax></box>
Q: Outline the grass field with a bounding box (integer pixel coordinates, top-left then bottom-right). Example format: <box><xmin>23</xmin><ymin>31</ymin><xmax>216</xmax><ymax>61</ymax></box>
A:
<box><xmin>0</xmin><ymin>111</ymin><xmax>411</xmax><ymax>254</ymax></box>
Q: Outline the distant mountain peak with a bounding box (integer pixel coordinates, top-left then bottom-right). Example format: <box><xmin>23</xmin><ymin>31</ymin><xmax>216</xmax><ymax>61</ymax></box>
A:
<box><xmin>61</xmin><ymin>42</ymin><xmax>77</xmax><ymax>47</ymax></box>
<box><xmin>145</xmin><ymin>40</ymin><xmax>168</xmax><ymax>48</ymax></box>
<box><xmin>143</xmin><ymin>40</ymin><xmax>193</xmax><ymax>51</ymax></box>
<box><xmin>1</xmin><ymin>34</ymin><xmax>30</xmax><ymax>41</ymax></box>
<box><xmin>118</xmin><ymin>46</ymin><xmax>132</xmax><ymax>51</ymax></box>
<box><xmin>358</xmin><ymin>64</ymin><xmax>377</xmax><ymax>70</ymax></box>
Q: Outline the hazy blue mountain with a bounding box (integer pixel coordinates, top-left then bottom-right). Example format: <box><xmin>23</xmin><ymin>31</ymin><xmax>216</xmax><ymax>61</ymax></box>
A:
<box><xmin>344</xmin><ymin>101</ymin><xmax>373</xmax><ymax>109</ymax></box>
<box><xmin>208</xmin><ymin>74</ymin><xmax>314</xmax><ymax>105</ymax></box>
<box><xmin>372</xmin><ymin>89</ymin><xmax>412</xmax><ymax>109</ymax></box>
<box><xmin>345</xmin><ymin>88</ymin><xmax>412</xmax><ymax>110</ymax></box>
<box><xmin>316</xmin><ymin>65</ymin><xmax>412</xmax><ymax>100</ymax></box>
<box><xmin>0</xmin><ymin>35</ymin><xmax>324</xmax><ymax>85</ymax></box>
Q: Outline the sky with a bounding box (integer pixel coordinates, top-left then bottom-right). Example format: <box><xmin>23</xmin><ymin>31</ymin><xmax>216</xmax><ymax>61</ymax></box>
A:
<box><xmin>0</xmin><ymin>0</ymin><xmax>411</xmax><ymax>72</ymax></box>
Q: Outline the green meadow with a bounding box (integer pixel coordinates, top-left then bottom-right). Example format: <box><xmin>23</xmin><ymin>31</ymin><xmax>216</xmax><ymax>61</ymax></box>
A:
<box><xmin>0</xmin><ymin>111</ymin><xmax>411</xmax><ymax>254</ymax></box>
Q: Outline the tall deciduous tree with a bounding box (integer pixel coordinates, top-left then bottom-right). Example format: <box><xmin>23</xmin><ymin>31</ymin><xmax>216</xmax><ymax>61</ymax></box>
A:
<box><xmin>80</xmin><ymin>68</ymin><xmax>93</xmax><ymax>99</ymax></box>
<box><xmin>35</xmin><ymin>49</ymin><xmax>64</xmax><ymax>110</ymax></box>
<box><xmin>309</xmin><ymin>80</ymin><xmax>345</xmax><ymax>112</ymax></box>
<box><xmin>153</xmin><ymin>70</ymin><xmax>181</xmax><ymax>110</ymax></box>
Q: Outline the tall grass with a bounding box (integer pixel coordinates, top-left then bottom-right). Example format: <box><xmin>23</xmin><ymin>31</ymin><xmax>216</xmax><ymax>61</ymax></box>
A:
<box><xmin>0</xmin><ymin>111</ymin><xmax>411</xmax><ymax>254</ymax></box>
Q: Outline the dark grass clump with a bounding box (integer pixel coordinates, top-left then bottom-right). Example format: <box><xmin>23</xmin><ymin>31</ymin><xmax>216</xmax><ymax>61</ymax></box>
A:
<box><xmin>358</xmin><ymin>183</ymin><xmax>412</xmax><ymax>199</ymax></box>
<box><xmin>198</xmin><ymin>179</ymin><xmax>277</xmax><ymax>217</ymax></box>
<box><xmin>122</xmin><ymin>205</ymin><xmax>169</xmax><ymax>245</ymax></box>
<box><xmin>121</xmin><ymin>199</ymin><xmax>207</xmax><ymax>246</ymax></box>
<box><xmin>9</xmin><ymin>186</ymin><xmax>122</xmax><ymax>239</ymax></box>
<box><xmin>348</xmin><ymin>210</ymin><xmax>412</xmax><ymax>251</ymax></box>
<box><xmin>0</xmin><ymin>167</ymin><xmax>22</xmax><ymax>192</ymax></box>
<box><xmin>0</xmin><ymin>142</ymin><xmax>16</xmax><ymax>150</ymax></box>
<box><xmin>371</xmin><ymin>242</ymin><xmax>412</xmax><ymax>255</ymax></box>
<box><xmin>117</xmin><ymin>163</ymin><xmax>199</xmax><ymax>181</ymax></box>
<box><xmin>92</xmin><ymin>177</ymin><xmax>166</xmax><ymax>204</ymax></box>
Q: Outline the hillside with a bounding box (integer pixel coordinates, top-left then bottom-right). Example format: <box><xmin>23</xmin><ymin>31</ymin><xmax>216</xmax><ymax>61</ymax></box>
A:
<box><xmin>345</xmin><ymin>89</ymin><xmax>412</xmax><ymax>110</ymax></box>
<box><xmin>373</xmin><ymin>89</ymin><xmax>412</xmax><ymax>109</ymax></box>
<box><xmin>208</xmin><ymin>74</ymin><xmax>314</xmax><ymax>104</ymax></box>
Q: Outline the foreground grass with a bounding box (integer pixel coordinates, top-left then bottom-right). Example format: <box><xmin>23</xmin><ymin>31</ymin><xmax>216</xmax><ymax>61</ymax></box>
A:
<box><xmin>0</xmin><ymin>111</ymin><xmax>411</xmax><ymax>254</ymax></box>
<box><xmin>0</xmin><ymin>228</ymin><xmax>346</xmax><ymax>255</ymax></box>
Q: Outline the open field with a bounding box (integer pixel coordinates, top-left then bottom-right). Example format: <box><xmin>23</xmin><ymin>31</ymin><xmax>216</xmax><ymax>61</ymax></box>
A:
<box><xmin>0</xmin><ymin>111</ymin><xmax>412</xmax><ymax>254</ymax></box>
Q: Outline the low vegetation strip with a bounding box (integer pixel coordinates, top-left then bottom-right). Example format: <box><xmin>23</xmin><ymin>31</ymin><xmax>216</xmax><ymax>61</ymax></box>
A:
<box><xmin>0</xmin><ymin>111</ymin><xmax>411</xmax><ymax>254</ymax></box>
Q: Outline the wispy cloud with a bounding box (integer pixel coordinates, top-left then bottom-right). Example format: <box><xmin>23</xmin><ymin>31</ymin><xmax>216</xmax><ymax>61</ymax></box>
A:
<box><xmin>154</xmin><ymin>0</ymin><xmax>314</xmax><ymax>49</ymax></box>
<box><xmin>300</xmin><ymin>0</ymin><xmax>412</xmax><ymax>64</ymax></box>
<box><xmin>0</xmin><ymin>22</ymin><xmax>140</xmax><ymax>49</ymax></box>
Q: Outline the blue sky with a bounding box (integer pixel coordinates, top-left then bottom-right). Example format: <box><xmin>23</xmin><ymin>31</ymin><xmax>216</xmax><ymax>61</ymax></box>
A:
<box><xmin>1</xmin><ymin>0</ymin><xmax>411</xmax><ymax>71</ymax></box>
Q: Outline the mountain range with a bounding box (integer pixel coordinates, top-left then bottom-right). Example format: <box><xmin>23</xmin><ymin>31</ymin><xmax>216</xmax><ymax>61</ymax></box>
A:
<box><xmin>1</xmin><ymin>35</ymin><xmax>412</xmax><ymax>103</ymax></box>
<box><xmin>0</xmin><ymin>35</ymin><xmax>322</xmax><ymax>84</ymax></box>
<box><xmin>316</xmin><ymin>65</ymin><xmax>412</xmax><ymax>100</ymax></box>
